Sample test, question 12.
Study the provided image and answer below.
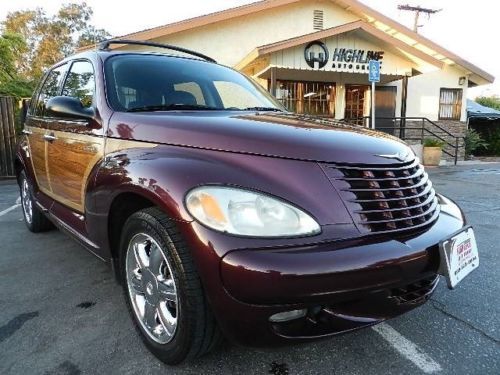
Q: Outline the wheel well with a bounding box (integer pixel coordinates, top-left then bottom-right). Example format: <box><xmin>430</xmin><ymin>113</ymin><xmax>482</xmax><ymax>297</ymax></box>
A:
<box><xmin>108</xmin><ymin>193</ymin><xmax>155</xmax><ymax>281</ymax></box>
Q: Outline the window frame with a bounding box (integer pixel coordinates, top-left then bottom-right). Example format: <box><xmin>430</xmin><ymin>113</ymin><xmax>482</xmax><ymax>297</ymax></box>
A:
<box><xmin>61</xmin><ymin>58</ymin><xmax>97</xmax><ymax>109</ymax></box>
<box><xmin>103</xmin><ymin>53</ymin><xmax>284</xmax><ymax>113</ymax></box>
<box><xmin>31</xmin><ymin>62</ymin><xmax>69</xmax><ymax>119</ymax></box>
<box><xmin>273</xmin><ymin>80</ymin><xmax>336</xmax><ymax>117</ymax></box>
<box><xmin>438</xmin><ymin>88</ymin><xmax>463</xmax><ymax>121</ymax></box>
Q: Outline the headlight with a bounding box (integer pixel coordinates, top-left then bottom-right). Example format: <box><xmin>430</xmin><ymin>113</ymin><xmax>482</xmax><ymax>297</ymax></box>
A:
<box><xmin>185</xmin><ymin>186</ymin><xmax>321</xmax><ymax>237</ymax></box>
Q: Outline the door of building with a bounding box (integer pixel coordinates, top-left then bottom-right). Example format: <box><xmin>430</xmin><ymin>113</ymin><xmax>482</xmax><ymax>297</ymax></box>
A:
<box><xmin>344</xmin><ymin>85</ymin><xmax>368</xmax><ymax>124</ymax></box>
<box><xmin>375</xmin><ymin>86</ymin><xmax>397</xmax><ymax>135</ymax></box>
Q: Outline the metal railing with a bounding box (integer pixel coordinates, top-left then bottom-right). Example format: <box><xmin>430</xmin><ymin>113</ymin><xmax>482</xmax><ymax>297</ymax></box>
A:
<box><xmin>342</xmin><ymin>116</ymin><xmax>464</xmax><ymax>165</ymax></box>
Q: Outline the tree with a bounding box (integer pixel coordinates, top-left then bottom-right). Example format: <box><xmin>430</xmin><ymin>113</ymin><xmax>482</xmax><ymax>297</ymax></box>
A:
<box><xmin>1</xmin><ymin>3</ymin><xmax>111</xmax><ymax>82</ymax></box>
<box><xmin>475</xmin><ymin>96</ymin><xmax>500</xmax><ymax>111</ymax></box>
<box><xmin>0</xmin><ymin>32</ymin><xmax>34</xmax><ymax>97</ymax></box>
<box><xmin>77</xmin><ymin>26</ymin><xmax>112</xmax><ymax>49</ymax></box>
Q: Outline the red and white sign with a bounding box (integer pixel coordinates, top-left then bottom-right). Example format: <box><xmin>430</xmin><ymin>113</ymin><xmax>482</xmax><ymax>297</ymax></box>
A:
<box><xmin>439</xmin><ymin>227</ymin><xmax>479</xmax><ymax>289</ymax></box>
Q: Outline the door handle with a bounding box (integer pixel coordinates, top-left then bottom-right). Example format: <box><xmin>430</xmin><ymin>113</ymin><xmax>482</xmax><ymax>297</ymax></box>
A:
<box><xmin>43</xmin><ymin>133</ymin><xmax>57</xmax><ymax>142</ymax></box>
<box><xmin>22</xmin><ymin>129</ymin><xmax>32</xmax><ymax>135</ymax></box>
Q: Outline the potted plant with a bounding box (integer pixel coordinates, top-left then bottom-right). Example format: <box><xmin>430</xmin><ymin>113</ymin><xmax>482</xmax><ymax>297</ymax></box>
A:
<box><xmin>423</xmin><ymin>138</ymin><xmax>445</xmax><ymax>166</ymax></box>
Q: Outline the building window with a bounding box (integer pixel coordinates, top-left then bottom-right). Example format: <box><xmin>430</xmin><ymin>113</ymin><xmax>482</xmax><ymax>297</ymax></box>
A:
<box><xmin>439</xmin><ymin>88</ymin><xmax>463</xmax><ymax>120</ymax></box>
<box><xmin>313</xmin><ymin>10</ymin><xmax>324</xmax><ymax>30</ymax></box>
<box><xmin>275</xmin><ymin>80</ymin><xmax>335</xmax><ymax>117</ymax></box>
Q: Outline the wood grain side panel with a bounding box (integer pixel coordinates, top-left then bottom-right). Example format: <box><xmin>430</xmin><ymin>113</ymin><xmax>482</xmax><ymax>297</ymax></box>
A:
<box><xmin>47</xmin><ymin>132</ymin><xmax>104</xmax><ymax>213</ymax></box>
<box><xmin>27</xmin><ymin>128</ymin><xmax>50</xmax><ymax>191</ymax></box>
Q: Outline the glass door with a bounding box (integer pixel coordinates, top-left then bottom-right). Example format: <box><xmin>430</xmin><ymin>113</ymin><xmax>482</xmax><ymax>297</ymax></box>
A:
<box><xmin>344</xmin><ymin>85</ymin><xmax>368</xmax><ymax>124</ymax></box>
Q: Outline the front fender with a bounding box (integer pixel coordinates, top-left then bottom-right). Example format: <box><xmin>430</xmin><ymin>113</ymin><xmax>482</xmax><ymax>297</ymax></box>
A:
<box><xmin>86</xmin><ymin>144</ymin><xmax>356</xmax><ymax>257</ymax></box>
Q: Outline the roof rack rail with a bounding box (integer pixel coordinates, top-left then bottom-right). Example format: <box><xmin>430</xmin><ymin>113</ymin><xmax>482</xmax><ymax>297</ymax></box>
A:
<box><xmin>98</xmin><ymin>39</ymin><xmax>217</xmax><ymax>63</ymax></box>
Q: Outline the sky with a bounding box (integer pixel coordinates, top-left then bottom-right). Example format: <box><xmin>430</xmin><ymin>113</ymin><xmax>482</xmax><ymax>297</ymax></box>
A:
<box><xmin>0</xmin><ymin>0</ymin><xmax>498</xmax><ymax>98</ymax></box>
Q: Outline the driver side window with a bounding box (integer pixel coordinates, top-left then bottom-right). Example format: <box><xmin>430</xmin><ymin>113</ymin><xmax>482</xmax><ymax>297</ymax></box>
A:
<box><xmin>62</xmin><ymin>60</ymin><xmax>95</xmax><ymax>108</ymax></box>
<box><xmin>33</xmin><ymin>63</ymin><xmax>68</xmax><ymax>117</ymax></box>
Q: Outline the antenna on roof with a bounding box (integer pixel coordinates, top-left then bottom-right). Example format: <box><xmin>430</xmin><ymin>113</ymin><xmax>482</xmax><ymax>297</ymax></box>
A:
<box><xmin>398</xmin><ymin>4</ymin><xmax>442</xmax><ymax>33</ymax></box>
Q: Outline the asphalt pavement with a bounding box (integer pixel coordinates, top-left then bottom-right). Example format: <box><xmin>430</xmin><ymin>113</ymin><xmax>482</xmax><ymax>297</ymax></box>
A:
<box><xmin>0</xmin><ymin>164</ymin><xmax>499</xmax><ymax>375</ymax></box>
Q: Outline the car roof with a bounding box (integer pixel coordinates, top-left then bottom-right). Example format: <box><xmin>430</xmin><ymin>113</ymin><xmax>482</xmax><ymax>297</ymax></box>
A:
<box><xmin>60</xmin><ymin>49</ymin><xmax>216</xmax><ymax>66</ymax></box>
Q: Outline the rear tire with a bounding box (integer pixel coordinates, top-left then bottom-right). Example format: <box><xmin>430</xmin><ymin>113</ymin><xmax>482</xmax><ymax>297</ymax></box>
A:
<box><xmin>119</xmin><ymin>207</ymin><xmax>222</xmax><ymax>365</ymax></box>
<box><xmin>19</xmin><ymin>170</ymin><xmax>53</xmax><ymax>233</ymax></box>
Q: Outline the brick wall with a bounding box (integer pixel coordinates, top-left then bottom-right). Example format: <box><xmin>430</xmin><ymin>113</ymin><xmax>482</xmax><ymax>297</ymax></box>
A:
<box><xmin>403</xmin><ymin>120</ymin><xmax>466</xmax><ymax>162</ymax></box>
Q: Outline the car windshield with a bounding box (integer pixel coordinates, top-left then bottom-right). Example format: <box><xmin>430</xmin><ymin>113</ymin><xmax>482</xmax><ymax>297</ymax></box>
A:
<box><xmin>104</xmin><ymin>54</ymin><xmax>285</xmax><ymax>113</ymax></box>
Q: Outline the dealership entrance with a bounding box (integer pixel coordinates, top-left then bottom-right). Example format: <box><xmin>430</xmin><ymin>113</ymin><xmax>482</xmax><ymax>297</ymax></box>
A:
<box><xmin>273</xmin><ymin>79</ymin><xmax>397</xmax><ymax>134</ymax></box>
<box><xmin>236</xmin><ymin>23</ymin><xmax>428</xmax><ymax>132</ymax></box>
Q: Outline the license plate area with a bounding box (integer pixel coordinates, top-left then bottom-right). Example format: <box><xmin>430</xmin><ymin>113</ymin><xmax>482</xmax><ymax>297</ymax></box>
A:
<box><xmin>439</xmin><ymin>226</ymin><xmax>479</xmax><ymax>289</ymax></box>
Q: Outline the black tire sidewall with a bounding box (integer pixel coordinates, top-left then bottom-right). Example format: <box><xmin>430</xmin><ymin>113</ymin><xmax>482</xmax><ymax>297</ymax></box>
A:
<box><xmin>19</xmin><ymin>170</ymin><xmax>35</xmax><ymax>231</ymax></box>
<box><xmin>119</xmin><ymin>211</ymin><xmax>195</xmax><ymax>364</ymax></box>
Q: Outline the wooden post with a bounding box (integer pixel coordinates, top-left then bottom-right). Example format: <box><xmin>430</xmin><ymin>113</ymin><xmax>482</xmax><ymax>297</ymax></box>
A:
<box><xmin>400</xmin><ymin>75</ymin><xmax>408</xmax><ymax>139</ymax></box>
<box><xmin>0</xmin><ymin>97</ymin><xmax>17</xmax><ymax>177</ymax></box>
<box><xmin>270</xmin><ymin>67</ymin><xmax>277</xmax><ymax>97</ymax></box>
<box><xmin>0</xmin><ymin>98</ymin><xmax>6</xmax><ymax>176</ymax></box>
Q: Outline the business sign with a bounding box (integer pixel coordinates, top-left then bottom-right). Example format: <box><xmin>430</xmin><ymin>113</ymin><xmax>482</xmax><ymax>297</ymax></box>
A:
<box><xmin>368</xmin><ymin>60</ymin><xmax>381</xmax><ymax>82</ymax></box>
<box><xmin>304</xmin><ymin>41</ymin><xmax>384</xmax><ymax>72</ymax></box>
<box><xmin>304</xmin><ymin>41</ymin><xmax>329</xmax><ymax>69</ymax></box>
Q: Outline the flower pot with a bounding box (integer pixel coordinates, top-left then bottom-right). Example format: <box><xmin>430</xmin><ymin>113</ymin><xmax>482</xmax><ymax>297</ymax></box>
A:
<box><xmin>423</xmin><ymin>146</ymin><xmax>442</xmax><ymax>166</ymax></box>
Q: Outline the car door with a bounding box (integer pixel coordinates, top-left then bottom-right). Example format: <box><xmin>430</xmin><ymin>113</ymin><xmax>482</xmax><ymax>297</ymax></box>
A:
<box><xmin>24</xmin><ymin>63</ymin><xmax>69</xmax><ymax>196</ymax></box>
<box><xmin>46</xmin><ymin>60</ymin><xmax>104</xmax><ymax>213</ymax></box>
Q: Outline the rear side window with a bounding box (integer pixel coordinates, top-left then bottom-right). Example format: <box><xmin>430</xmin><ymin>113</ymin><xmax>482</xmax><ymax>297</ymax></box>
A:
<box><xmin>62</xmin><ymin>60</ymin><xmax>95</xmax><ymax>108</ymax></box>
<box><xmin>33</xmin><ymin>64</ymin><xmax>68</xmax><ymax>117</ymax></box>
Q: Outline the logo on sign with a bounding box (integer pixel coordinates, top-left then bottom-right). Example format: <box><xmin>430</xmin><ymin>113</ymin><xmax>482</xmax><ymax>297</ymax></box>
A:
<box><xmin>304</xmin><ymin>41</ymin><xmax>329</xmax><ymax>69</ymax></box>
<box><xmin>303</xmin><ymin>41</ymin><xmax>384</xmax><ymax>72</ymax></box>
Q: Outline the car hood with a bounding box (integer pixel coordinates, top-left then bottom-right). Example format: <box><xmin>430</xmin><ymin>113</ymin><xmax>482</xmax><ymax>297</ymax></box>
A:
<box><xmin>108</xmin><ymin>111</ymin><xmax>411</xmax><ymax>164</ymax></box>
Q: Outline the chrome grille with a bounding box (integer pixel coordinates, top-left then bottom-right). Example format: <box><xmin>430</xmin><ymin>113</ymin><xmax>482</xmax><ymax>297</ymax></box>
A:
<box><xmin>322</xmin><ymin>159</ymin><xmax>440</xmax><ymax>234</ymax></box>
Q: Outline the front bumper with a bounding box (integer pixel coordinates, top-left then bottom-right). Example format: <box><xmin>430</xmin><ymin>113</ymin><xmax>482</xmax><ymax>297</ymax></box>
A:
<box><xmin>180</xmin><ymin>206</ymin><xmax>464</xmax><ymax>347</ymax></box>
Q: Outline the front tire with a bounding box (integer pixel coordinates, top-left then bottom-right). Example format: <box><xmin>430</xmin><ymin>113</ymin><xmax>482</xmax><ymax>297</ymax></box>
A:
<box><xmin>19</xmin><ymin>170</ymin><xmax>53</xmax><ymax>232</ymax></box>
<box><xmin>120</xmin><ymin>207</ymin><xmax>221</xmax><ymax>365</ymax></box>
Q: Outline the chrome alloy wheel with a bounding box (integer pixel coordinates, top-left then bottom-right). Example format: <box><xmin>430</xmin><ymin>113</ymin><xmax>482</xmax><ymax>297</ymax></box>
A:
<box><xmin>126</xmin><ymin>233</ymin><xmax>179</xmax><ymax>344</ymax></box>
<box><xmin>21</xmin><ymin>178</ymin><xmax>33</xmax><ymax>224</ymax></box>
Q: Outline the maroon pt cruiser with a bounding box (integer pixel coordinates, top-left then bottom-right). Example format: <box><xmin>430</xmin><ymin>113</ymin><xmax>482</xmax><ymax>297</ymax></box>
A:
<box><xmin>16</xmin><ymin>40</ymin><xmax>479</xmax><ymax>364</ymax></box>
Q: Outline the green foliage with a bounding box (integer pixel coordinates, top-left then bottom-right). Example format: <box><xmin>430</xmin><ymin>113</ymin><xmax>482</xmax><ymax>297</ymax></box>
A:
<box><xmin>464</xmin><ymin>129</ymin><xmax>488</xmax><ymax>158</ymax></box>
<box><xmin>484</xmin><ymin>128</ymin><xmax>500</xmax><ymax>156</ymax></box>
<box><xmin>0</xmin><ymin>32</ymin><xmax>25</xmax><ymax>80</ymax></box>
<box><xmin>0</xmin><ymin>32</ymin><xmax>35</xmax><ymax>97</ymax></box>
<box><xmin>423</xmin><ymin>138</ymin><xmax>445</xmax><ymax>148</ymax></box>
<box><xmin>475</xmin><ymin>96</ymin><xmax>500</xmax><ymax>111</ymax></box>
<box><xmin>77</xmin><ymin>26</ymin><xmax>111</xmax><ymax>49</ymax></box>
<box><xmin>1</xmin><ymin>3</ymin><xmax>111</xmax><ymax>83</ymax></box>
<box><xmin>0</xmin><ymin>77</ymin><xmax>35</xmax><ymax>98</ymax></box>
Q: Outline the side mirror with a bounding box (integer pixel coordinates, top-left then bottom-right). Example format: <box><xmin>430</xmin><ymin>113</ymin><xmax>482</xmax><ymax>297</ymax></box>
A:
<box><xmin>46</xmin><ymin>96</ymin><xmax>95</xmax><ymax>121</ymax></box>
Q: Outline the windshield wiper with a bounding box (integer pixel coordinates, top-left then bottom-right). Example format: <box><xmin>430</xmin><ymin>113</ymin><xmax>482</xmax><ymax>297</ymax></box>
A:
<box><xmin>127</xmin><ymin>104</ymin><xmax>221</xmax><ymax>112</ymax></box>
<box><xmin>242</xmin><ymin>107</ymin><xmax>283</xmax><ymax>112</ymax></box>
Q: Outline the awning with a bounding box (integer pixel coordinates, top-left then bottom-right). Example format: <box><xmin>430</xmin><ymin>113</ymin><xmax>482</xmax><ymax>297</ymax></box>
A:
<box><xmin>467</xmin><ymin>99</ymin><xmax>500</xmax><ymax>120</ymax></box>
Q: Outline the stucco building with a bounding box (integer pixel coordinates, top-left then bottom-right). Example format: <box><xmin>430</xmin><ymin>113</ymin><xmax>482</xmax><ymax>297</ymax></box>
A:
<box><xmin>91</xmin><ymin>0</ymin><xmax>494</xmax><ymax>159</ymax></box>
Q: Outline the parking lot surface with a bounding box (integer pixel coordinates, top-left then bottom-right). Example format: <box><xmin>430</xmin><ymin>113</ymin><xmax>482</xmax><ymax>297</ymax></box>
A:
<box><xmin>0</xmin><ymin>164</ymin><xmax>499</xmax><ymax>375</ymax></box>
